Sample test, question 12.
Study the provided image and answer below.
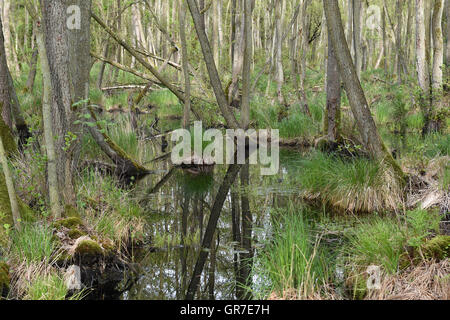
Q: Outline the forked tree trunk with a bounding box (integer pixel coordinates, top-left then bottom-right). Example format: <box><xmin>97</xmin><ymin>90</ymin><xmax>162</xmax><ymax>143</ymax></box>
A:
<box><xmin>186</xmin><ymin>0</ymin><xmax>240</xmax><ymax>129</ymax></box>
<box><xmin>323</xmin><ymin>0</ymin><xmax>402</xmax><ymax>176</ymax></box>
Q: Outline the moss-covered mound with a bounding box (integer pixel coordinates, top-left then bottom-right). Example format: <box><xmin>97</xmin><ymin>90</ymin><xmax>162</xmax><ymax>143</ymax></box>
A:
<box><xmin>421</xmin><ymin>236</ymin><xmax>450</xmax><ymax>261</ymax></box>
<box><xmin>0</xmin><ymin>104</ymin><xmax>17</xmax><ymax>157</ymax></box>
<box><xmin>53</xmin><ymin>217</ymin><xmax>83</xmax><ymax>229</ymax></box>
<box><xmin>75</xmin><ymin>239</ymin><xmax>103</xmax><ymax>256</ymax></box>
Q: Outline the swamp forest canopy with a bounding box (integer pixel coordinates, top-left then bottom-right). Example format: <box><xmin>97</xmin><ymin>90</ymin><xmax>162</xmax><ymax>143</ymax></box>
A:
<box><xmin>0</xmin><ymin>0</ymin><xmax>448</xmax><ymax>301</ymax></box>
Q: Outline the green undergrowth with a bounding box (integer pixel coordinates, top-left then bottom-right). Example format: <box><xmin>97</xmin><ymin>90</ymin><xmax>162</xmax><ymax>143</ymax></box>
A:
<box><xmin>252</xmin><ymin>206</ymin><xmax>331</xmax><ymax>299</ymax></box>
<box><xmin>77</xmin><ymin>169</ymin><xmax>145</xmax><ymax>248</ymax></box>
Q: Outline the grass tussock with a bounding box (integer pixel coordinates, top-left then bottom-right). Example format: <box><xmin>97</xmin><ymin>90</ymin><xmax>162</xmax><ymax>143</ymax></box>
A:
<box><xmin>9</xmin><ymin>223</ymin><xmax>55</xmax><ymax>264</ymax></box>
<box><xmin>254</xmin><ymin>207</ymin><xmax>331</xmax><ymax>299</ymax></box>
<box><xmin>294</xmin><ymin>152</ymin><xmax>404</xmax><ymax>213</ymax></box>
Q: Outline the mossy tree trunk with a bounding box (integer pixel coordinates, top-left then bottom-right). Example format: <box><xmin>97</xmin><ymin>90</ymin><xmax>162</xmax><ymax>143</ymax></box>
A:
<box><xmin>0</xmin><ymin>116</ymin><xmax>20</xmax><ymax>230</ymax></box>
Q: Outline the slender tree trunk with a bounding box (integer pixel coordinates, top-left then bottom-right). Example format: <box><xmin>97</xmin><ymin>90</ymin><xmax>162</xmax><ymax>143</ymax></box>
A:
<box><xmin>179</xmin><ymin>0</ymin><xmax>190</xmax><ymax>129</ymax></box>
<box><xmin>426</xmin><ymin>0</ymin><xmax>445</xmax><ymax>133</ymax></box>
<box><xmin>325</xmin><ymin>35</ymin><xmax>341</xmax><ymax>142</ymax></box>
<box><xmin>25</xmin><ymin>47</ymin><xmax>38</xmax><ymax>93</ymax></box>
<box><xmin>0</xmin><ymin>111</ymin><xmax>20</xmax><ymax>229</ymax></box>
<box><xmin>275</xmin><ymin>0</ymin><xmax>285</xmax><ymax>105</ymax></box>
<box><xmin>33</xmin><ymin>9</ymin><xmax>62</xmax><ymax>219</ymax></box>
<box><xmin>241</xmin><ymin>0</ymin><xmax>252</xmax><ymax>129</ymax></box>
<box><xmin>353</xmin><ymin>0</ymin><xmax>363</xmax><ymax>79</ymax></box>
<box><xmin>186</xmin><ymin>0</ymin><xmax>240</xmax><ymax>129</ymax></box>
<box><xmin>416</xmin><ymin>0</ymin><xmax>432</xmax><ymax>134</ymax></box>
<box><xmin>446</xmin><ymin>0</ymin><xmax>450</xmax><ymax>76</ymax></box>
<box><xmin>0</xmin><ymin>14</ymin><xmax>13</xmax><ymax>129</ymax></box>
<box><xmin>395</xmin><ymin>0</ymin><xmax>404</xmax><ymax>83</ymax></box>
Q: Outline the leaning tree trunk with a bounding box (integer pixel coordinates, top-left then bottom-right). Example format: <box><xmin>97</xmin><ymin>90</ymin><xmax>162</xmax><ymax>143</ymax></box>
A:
<box><xmin>323</xmin><ymin>0</ymin><xmax>402</xmax><ymax>176</ymax></box>
<box><xmin>186</xmin><ymin>0</ymin><xmax>240</xmax><ymax>129</ymax></box>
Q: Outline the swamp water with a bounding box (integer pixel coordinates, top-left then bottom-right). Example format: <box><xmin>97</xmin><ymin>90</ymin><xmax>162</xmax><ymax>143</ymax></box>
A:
<box><xmin>116</xmin><ymin>150</ymin><xmax>343</xmax><ymax>300</ymax></box>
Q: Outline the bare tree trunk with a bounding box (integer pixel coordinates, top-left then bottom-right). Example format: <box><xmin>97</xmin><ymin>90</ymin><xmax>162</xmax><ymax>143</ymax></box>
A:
<box><xmin>323</xmin><ymin>0</ymin><xmax>402</xmax><ymax>176</ymax></box>
<box><xmin>186</xmin><ymin>0</ymin><xmax>240</xmax><ymax>129</ymax></box>
<box><xmin>241</xmin><ymin>0</ymin><xmax>252</xmax><ymax>129</ymax></box>
<box><xmin>25</xmin><ymin>47</ymin><xmax>38</xmax><ymax>93</ymax></box>
<box><xmin>179</xmin><ymin>0</ymin><xmax>190</xmax><ymax>129</ymax></box>
<box><xmin>353</xmin><ymin>0</ymin><xmax>363</xmax><ymax>79</ymax></box>
<box><xmin>416</xmin><ymin>0</ymin><xmax>432</xmax><ymax>134</ymax></box>
<box><xmin>298</xmin><ymin>0</ymin><xmax>311</xmax><ymax>116</ymax></box>
<box><xmin>446</xmin><ymin>0</ymin><xmax>450</xmax><ymax>75</ymax></box>
<box><xmin>426</xmin><ymin>0</ymin><xmax>445</xmax><ymax>133</ymax></box>
<box><xmin>275</xmin><ymin>0</ymin><xmax>285</xmax><ymax>105</ymax></box>
<box><xmin>325</xmin><ymin>35</ymin><xmax>341</xmax><ymax>142</ymax></box>
<box><xmin>28</xmin><ymin>2</ymin><xmax>63</xmax><ymax>218</ymax></box>
<box><xmin>0</xmin><ymin>14</ymin><xmax>13</xmax><ymax>129</ymax></box>
<box><xmin>395</xmin><ymin>0</ymin><xmax>404</xmax><ymax>83</ymax></box>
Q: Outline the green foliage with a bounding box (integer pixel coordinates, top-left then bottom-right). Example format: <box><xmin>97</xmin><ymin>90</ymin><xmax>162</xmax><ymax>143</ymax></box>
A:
<box><xmin>77</xmin><ymin>169</ymin><xmax>145</xmax><ymax>246</ymax></box>
<box><xmin>10</xmin><ymin>223</ymin><xmax>55</xmax><ymax>264</ymax></box>
<box><xmin>345</xmin><ymin>217</ymin><xmax>405</xmax><ymax>274</ymax></box>
<box><xmin>406</xmin><ymin>209</ymin><xmax>441</xmax><ymax>248</ymax></box>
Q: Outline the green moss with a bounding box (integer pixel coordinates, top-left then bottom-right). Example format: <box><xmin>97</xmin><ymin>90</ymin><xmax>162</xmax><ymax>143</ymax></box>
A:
<box><xmin>0</xmin><ymin>173</ymin><xmax>35</xmax><ymax>229</ymax></box>
<box><xmin>68</xmin><ymin>228</ymin><xmax>86</xmax><ymax>240</ymax></box>
<box><xmin>420</xmin><ymin>236</ymin><xmax>450</xmax><ymax>261</ymax></box>
<box><xmin>0</xmin><ymin>104</ymin><xmax>17</xmax><ymax>157</ymax></box>
<box><xmin>75</xmin><ymin>239</ymin><xmax>103</xmax><ymax>256</ymax></box>
<box><xmin>0</xmin><ymin>262</ymin><xmax>10</xmax><ymax>297</ymax></box>
<box><xmin>53</xmin><ymin>217</ymin><xmax>83</xmax><ymax>229</ymax></box>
